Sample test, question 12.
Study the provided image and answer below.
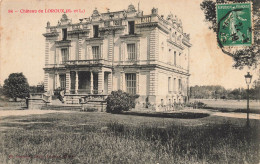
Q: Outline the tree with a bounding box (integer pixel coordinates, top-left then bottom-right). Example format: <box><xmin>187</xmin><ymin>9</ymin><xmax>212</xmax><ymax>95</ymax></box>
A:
<box><xmin>200</xmin><ymin>0</ymin><xmax>260</xmax><ymax>69</ymax></box>
<box><xmin>3</xmin><ymin>73</ymin><xmax>30</xmax><ymax>101</ymax></box>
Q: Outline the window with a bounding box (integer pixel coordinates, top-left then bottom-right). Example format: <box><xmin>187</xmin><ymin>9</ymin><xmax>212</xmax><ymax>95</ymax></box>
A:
<box><xmin>93</xmin><ymin>25</ymin><xmax>99</xmax><ymax>38</ymax></box>
<box><xmin>70</xmin><ymin>72</ymin><xmax>76</xmax><ymax>90</ymax></box>
<box><xmin>173</xmin><ymin>78</ymin><xmax>176</xmax><ymax>91</ymax></box>
<box><xmin>128</xmin><ymin>21</ymin><xmax>135</xmax><ymax>35</ymax></box>
<box><xmin>127</xmin><ymin>44</ymin><xmax>136</xmax><ymax>60</ymax></box>
<box><xmin>168</xmin><ymin>77</ymin><xmax>171</xmax><ymax>93</ymax></box>
<box><xmin>126</xmin><ymin>73</ymin><xmax>136</xmax><ymax>94</ymax></box>
<box><xmin>92</xmin><ymin>46</ymin><xmax>100</xmax><ymax>59</ymax></box>
<box><xmin>62</xmin><ymin>28</ymin><xmax>67</xmax><ymax>40</ymax></box>
<box><xmin>59</xmin><ymin>74</ymin><xmax>66</xmax><ymax>90</ymax></box>
<box><xmin>178</xmin><ymin>79</ymin><xmax>182</xmax><ymax>91</ymax></box>
<box><xmin>61</xmin><ymin>48</ymin><xmax>68</xmax><ymax>63</ymax></box>
<box><xmin>174</xmin><ymin>51</ymin><xmax>176</xmax><ymax>65</ymax></box>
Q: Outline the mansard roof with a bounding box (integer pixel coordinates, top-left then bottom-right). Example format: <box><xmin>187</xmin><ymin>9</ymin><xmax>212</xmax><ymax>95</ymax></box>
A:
<box><xmin>44</xmin><ymin>4</ymin><xmax>191</xmax><ymax>41</ymax></box>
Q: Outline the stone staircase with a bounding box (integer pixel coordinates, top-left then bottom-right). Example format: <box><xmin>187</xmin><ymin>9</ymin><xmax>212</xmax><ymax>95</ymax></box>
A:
<box><xmin>41</xmin><ymin>104</ymin><xmax>82</xmax><ymax>111</ymax></box>
<box><xmin>41</xmin><ymin>95</ymin><xmax>82</xmax><ymax>111</ymax></box>
<box><xmin>29</xmin><ymin>94</ymin><xmax>108</xmax><ymax>111</ymax></box>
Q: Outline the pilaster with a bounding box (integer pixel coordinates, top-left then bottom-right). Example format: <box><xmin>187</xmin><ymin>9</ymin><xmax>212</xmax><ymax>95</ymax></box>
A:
<box><xmin>45</xmin><ymin>41</ymin><xmax>49</xmax><ymax>65</ymax></box>
<box><xmin>98</xmin><ymin>70</ymin><xmax>104</xmax><ymax>94</ymax></box>
<box><xmin>54</xmin><ymin>73</ymin><xmax>59</xmax><ymax>89</ymax></box>
<box><xmin>149</xmin><ymin>69</ymin><xmax>158</xmax><ymax>95</ymax></box>
<box><xmin>149</xmin><ymin>28</ymin><xmax>159</xmax><ymax>61</ymax></box>
<box><xmin>55</xmin><ymin>47</ymin><xmax>60</xmax><ymax>64</ymax></box>
<box><xmin>136</xmin><ymin>71</ymin><xmax>140</xmax><ymax>94</ymax></box>
<box><xmin>90</xmin><ymin>71</ymin><xmax>93</xmax><ymax>94</ymax></box>
<box><xmin>107</xmin><ymin>72</ymin><xmax>112</xmax><ymax>94</ymax></box>
<box><xmin>44</xmin><ymin>72</ymin><xmax>49</xmax><ymax>92</ymax></box>
<box><xmin>75</xmin><ymin>71</ymin><xmax>79</xmax><ymax>94</ymax></box>
<box><xmin>108</xmin><ymin>35</ymin><xmax>113</xmax><ymax>61</ymax></box>
<box><xmin>120</xmin><ymin>71</ymin><xmax>125</xmax><ymax>91</ymax></box>
<box><xmin>78</xmin><ymin>38</ymin><xmax>82</xmax><ymax>60</ymax></box>
<box><xmin>66</xmin><ymin>71</ymin><xmax>71</xmax><ymax>93</ymax></box>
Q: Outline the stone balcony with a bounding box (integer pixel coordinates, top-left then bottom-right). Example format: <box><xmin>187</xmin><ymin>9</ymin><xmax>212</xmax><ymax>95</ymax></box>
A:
<box><xmin>45</xmin><ymin>59</ymin><xmax>113</xmax><ymax>69</ymax></box>
<box><xmin>65</xmin><ymin>59</ymin><xmax>112</xmax><ymax>67</ymax></box>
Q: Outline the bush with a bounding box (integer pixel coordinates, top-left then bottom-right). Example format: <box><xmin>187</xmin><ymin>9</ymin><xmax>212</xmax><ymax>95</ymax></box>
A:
<box><xmin>189</xmin><ymin>101</ymin><xmax>207</xmax><ymax>109</ymax></box>
<box><xmin>106</xmin><ymin>90</ymin><xmax>139</xmax><ymax>113</ymax></box>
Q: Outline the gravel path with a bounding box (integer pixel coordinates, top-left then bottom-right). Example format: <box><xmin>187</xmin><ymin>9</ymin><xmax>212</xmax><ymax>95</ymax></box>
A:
<box><xmin>0</xmin><ymin>109</ymin><xmax>259</xmax><ymax>120</ymax></box>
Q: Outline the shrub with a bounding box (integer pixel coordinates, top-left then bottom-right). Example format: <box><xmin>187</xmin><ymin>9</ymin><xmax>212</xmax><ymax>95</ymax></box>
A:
<box><xmin>106</xmin><ymin>90</ymin><xmax>139</xmax><ymax>113</ymax></box>
<box><xmin>192</xmin><ymin>101</ymin><xmax>207</xmax><ymax>109</ymax></box>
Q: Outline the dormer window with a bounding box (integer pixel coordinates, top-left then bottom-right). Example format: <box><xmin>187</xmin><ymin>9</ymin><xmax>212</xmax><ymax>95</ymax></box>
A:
<box><xmin>128</xmin><ymin>21</ymin><xmax>135</xmax><ymax>35</ymax></box>
<box><xmin>62</xmin><ymin>28</ymin><xmax>67</xmax><ymax>40</ymax></box>
<box><xmin>93</xmin><ymin>25</ymin><xmax>99</xmax><ymax>38</ymax></box>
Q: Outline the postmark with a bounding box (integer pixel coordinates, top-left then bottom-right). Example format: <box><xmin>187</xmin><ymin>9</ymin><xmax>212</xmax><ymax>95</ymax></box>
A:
<box><xmin>216</xmin><ymin>3</ymin><xmax>252</xmax><ymax>47</ymax></box>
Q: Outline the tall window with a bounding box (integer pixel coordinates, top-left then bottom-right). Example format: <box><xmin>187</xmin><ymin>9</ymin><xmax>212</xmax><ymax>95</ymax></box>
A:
<box><xmin>62</xmin><ymin>28</ymin><xmax>67</xmax><ymax>40</ymax></box>
<box><xmin>93</xmin><ymin>25</ymin><xmax>99</xmax><ymax>38</ymax></box>
<box><xmin>128</xmin><ymin>21</ymin><xmax>135</xmax><ymax>35</ymax></box>
<box><xmin>61</xmin><ymin>48</ymin><xmax>68</xmax><ymax>63</ymax></box>
<box><xmin>173</xmin><ymin>78</ymin><xmax>176</xmax><ymax>91</ymax></box>
<box><xmin>127</xmin><ymin>44</ymin><xmax>136</xmax><ymax>60</ymax></box>
<box><xmin>92</xmin><ymin>46</ymin><xmax>100</xmax><ymax>59</ymax></box>
<box><xmin>126</xmin><ymin>73</ymin><xmax>136</xmax><ymax>94</ymax></box>
<box><xmin>59</xmin><ymin>74</ymin><xmax>66</xmax><ymax>90</ymax></box>
<box><xmin>168</xmin><ymin>77</ymin><xmax>171</xmax><ymax>93</ymax></box>
<box><xmin>174</xmin><ymin>51</ymin><xmax>176</xmax><ymax>65</ymax></box>
<box><xmin>178</xmin><ymin>79</ymin><xmax>182</xmax><ymax>92</ymax></box>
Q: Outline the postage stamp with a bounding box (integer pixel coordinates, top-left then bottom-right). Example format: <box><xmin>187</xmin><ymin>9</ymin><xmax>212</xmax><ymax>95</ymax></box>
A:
<box><xmin>216</xmin><ymin>3</ymin><xmax>252</xmax><ymax>47</ymax></box>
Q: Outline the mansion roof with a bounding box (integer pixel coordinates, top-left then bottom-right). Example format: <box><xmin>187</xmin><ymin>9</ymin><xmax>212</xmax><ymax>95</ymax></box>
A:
<box><xmin>44</xmin><ymin>4</ymin><xmax>191</xmax><ymax>42</ymax></box>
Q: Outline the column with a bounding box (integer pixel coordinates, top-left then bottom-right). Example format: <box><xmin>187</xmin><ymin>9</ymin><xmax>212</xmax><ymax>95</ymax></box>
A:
<box><xmin>98</xmin><ymin>70</ymin><xmax>104</xmax><ymax>94</ymax></box>
<box><xmin>107</xmin><ymin>72</ymin><xmax>112</xmax><ymax>94</ymax></box>
<box><xmin>75</xmin><ymin>71</ymin><xmax>79</xmax><ymax>94</ymax></box>
<box><xmin>66</xmin><ymin>71</ymin><xmax>71</xmax><ymax>93</ymax></box>
<box><xmin>120</xmin><ymin>71</ymin><xmax>125</xmax><ymax>91</ymax></box>
<box><xmin>90</xmin><ymin>71</ymin><xmax>93</xmax><ymax>94</ymax></box>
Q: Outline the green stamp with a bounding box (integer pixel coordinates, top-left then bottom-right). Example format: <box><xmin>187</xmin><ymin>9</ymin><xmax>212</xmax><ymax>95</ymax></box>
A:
<box><xmin>216</xmin><ymin>3</ymin><xmax>252</xmax><ymax>47</ymax></box>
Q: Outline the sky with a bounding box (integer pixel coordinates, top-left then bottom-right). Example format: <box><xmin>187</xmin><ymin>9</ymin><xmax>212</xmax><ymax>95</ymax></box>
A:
<box><xmin>0</xmin><ymin>0</ymin><xmax>258</xmax><ymax>89</ymax></box>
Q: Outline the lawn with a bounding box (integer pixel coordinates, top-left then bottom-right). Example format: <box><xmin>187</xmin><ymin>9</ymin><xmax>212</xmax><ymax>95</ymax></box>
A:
<box><xmin>0</xmin><ymin>100</ymin><xmax>26</xmax><ymax>110</ymax></box>
<box><xmin>0</xmin><ymin>111</ymin><xmax>259</xmax><ymax>164</ymax></box>
<box><xmin>191</xmin><ymin>99</ymin><xmax>260</xmax><ymax>113</ymax></box>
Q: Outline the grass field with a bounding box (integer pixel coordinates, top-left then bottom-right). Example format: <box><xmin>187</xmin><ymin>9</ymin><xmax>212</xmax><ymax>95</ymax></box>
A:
<box><xmin>0</xmin><ymin>112</ymin><xmax>259</xmax><ymax>164</ymax></box>
<box><xmin>190</xmin><ymin>99</ymin><xmax>260</xmax><ymax>109</ymax></box>
<box><xmin>191</xmin><ymin>99</ymin><xmax>260</xmax><ymax>113</ymax></box>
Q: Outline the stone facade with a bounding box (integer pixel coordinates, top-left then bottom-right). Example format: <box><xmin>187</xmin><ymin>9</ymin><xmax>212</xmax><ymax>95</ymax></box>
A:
<box><xmin>43</xmin><ymin>5</ymin><xmax>192</xmax><ymax>110</ymax></box>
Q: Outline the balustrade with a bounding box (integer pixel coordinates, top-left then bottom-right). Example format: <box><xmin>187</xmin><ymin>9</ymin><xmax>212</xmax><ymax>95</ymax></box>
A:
<box><xmin>141</xmin><ymin>16</ymin><xmax>151</xmax><ymax>23</ymax></box>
